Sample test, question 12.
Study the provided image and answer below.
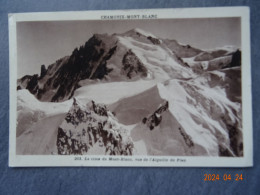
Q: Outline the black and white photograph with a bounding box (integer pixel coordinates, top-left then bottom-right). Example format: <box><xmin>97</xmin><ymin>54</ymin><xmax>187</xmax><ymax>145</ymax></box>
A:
<box><xmin>9</xmin><ymin>8</ymin><xmax>252</xmax><ymax>167</ymax></box>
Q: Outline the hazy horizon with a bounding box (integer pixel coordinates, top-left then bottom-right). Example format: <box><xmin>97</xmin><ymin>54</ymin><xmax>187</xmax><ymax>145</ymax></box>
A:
<box><xmin>17</xmin><ymin>17</ymin><xmax>241</xmax><ymax>77</ymax></box>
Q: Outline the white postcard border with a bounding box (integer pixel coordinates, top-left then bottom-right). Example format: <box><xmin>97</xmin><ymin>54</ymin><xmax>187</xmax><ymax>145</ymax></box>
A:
<box><xmin>9</xmin><ymin>7</ymin><xmax>253</xmax><ymax>167</ymax></box>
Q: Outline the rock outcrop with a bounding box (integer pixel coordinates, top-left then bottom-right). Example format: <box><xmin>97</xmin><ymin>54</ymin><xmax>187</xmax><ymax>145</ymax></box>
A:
<box><xmin>56</xmin><ymin>98</ymin><xmax>134</xmax><ymax>155</ymax></box>
<box><xmin>122</xmin><ymin>49</ymin><xmax>148</xmax><ymax>79</ymax></box>
<box><xmin>142</xmin><ymin>101</ymin><xmax>169</xmax><ymax>130</ymax></box>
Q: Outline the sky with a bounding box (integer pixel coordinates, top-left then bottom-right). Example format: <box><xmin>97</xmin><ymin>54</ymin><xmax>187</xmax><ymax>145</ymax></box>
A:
<box><xmin>17</xmin><ymin>17</ymin><xmax>241</xmax><ymax>77</ymax></box>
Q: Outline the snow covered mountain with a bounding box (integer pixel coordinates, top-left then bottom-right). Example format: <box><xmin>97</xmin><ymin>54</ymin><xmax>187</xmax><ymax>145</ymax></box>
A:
<box><xmin>17</xmin><ymin>28</ymin><xmax>207</xmax><ymax>102</ymax></box>
<box><xmin>16</xmin><ymin>28</ymin><xmax>243</xmax><ymax>156</ymax></box>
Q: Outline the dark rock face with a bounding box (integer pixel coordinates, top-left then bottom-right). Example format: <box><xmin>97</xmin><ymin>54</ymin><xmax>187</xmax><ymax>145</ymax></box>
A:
<box><xmin>122</xmin><ymin>50</ymin><xmax>148</xmax><ymax>79</ymax></box>
<box><xmin>26</xmin><ymin>74</ymin><xmax>39</xmax><ymax>94</ymax></box>
<box><xmin>17</xmin><ymin>75</ymin><xmax>34</xmax><ymax>90</ymax></box>
<box><xmin>147</xmin><ymin>36</ymin><xmax>160</xmax><ymax>45</ymax></box>
<box><xmin>178</xmin><ymin>127</ymin><xmax>194</xmax><ymax>148</ymax></box>
<box><xmin>56</xmin><ymin>99</ymin><xmax>134</xmax><ymax>155</ymax></box>
<box><xmin>18</xmin><ymin>34</ymin><xmax>118</xmax><ymax>102</ymax></box>
<box><xmin>142</xmin><ymin>101</ymin><xmax>169</xmax><ymax>130</ymax></box>
<box><xmin>219</xmin><ymin>116</ymin><xmax>243</xmax><ymax>157</ymax></box>
<box><xmin>49</xmin><ymin>35</ymin><xmax>118</xmax><ymax>102</ymax></box>
<box><xmin>224</xmin><ymin>49</ymin><xmax>241</xmax><ymax>68</ymax></box>
<box><xmin>176</xmin><ymin>56</ymin><xmax>190</xmax><ymax>68</ymax></box>
<box><xmin>40</xmin><ymin>65</ymin><xmax>47</xmax><ymax>78</ymax></box>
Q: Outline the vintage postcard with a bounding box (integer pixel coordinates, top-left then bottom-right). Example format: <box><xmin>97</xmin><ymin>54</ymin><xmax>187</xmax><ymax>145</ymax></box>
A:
<box><xmin>9</xmin><ymin>7</ymin><xmax>253</xmax><ymax>167</ymax></box>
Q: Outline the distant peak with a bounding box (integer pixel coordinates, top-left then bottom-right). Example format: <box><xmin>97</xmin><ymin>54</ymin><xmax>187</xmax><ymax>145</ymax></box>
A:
<box><xmin>206</xmin><ymin>45</ymin><xmax>239</xmax><ymax>53</ymax></box>
<box><xmin>123</xmin><ymin>28</ymin><xmax>157</xmax><ymax>38</ymax></box>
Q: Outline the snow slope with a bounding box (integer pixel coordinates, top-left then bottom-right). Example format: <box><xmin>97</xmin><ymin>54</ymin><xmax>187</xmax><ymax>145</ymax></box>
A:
<box><xmin>16</xmin><ymin>90</ymin><xmax>72</xmax><ymax>154</ymax></box>
<box><xmin>108</xmin><ymin>68</ymin><xmax>242</xmax><ymax>156</ymax></box>
<box><xmin>74</xmin><ymin>80</ymin><xmax>157</xmax><ymax>104</ymax></box>
<box><xmin>117</xmin><ymin>35</ymin><xmax>194</xmax><ymax>80</ymax></box>
<box><xmin>17</xmin><ymin>90</ymin><xmax>72</xmax><ymax>137</ymax></box>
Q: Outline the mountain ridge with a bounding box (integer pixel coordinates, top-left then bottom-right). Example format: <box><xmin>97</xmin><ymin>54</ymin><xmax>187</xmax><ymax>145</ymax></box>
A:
<box><xmin>18</xmin><ymin>28</ymin><xmax>237</xmax><ymax>102</ymax></box>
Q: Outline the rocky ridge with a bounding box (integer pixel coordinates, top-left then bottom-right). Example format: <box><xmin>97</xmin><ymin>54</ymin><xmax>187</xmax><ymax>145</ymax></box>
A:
<box><xmin>57</xmin><ymin>98</ymin><xmax>134</xmax><ymax>155</ymax></box>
